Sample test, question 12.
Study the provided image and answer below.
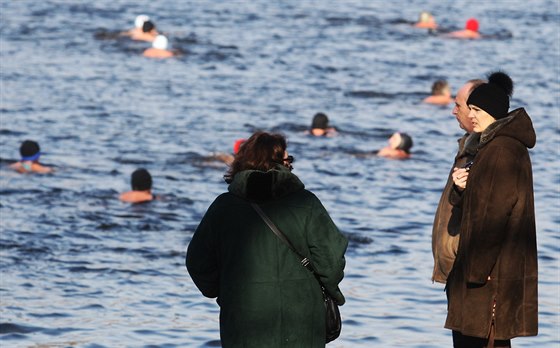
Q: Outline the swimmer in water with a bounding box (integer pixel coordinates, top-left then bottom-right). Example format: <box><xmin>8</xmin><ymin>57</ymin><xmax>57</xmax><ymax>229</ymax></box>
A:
<box><xmin>377</xmin><ymin>132</ymin><xmax>413</xmax><ymax>159</ymax></box>
<box><xmin>143</xmin><ymin>35</ymin><xmax>174</xmax><ymax>58</ymax></box>
<box><xmin>119</xmin><ymin>168</ymin><xmax>154</xmax><ymax>203</ymax></box>
<box><xmin>423</xmin><ymin>80</ymin><xmax>453</xmax><ymax>105</ymax></box>
<box><xmin>212</xmin><ymin>138</ymin><xmax>246</xmax><ymax>166</ymax></box>
<box><xmin>446</xmin><ymin>18</ymin><xmax>481</xmax><ymax>39</ymax></box>
<box><xmin>308</xmin><ymin>112</ymin><xmax>337</xmax><ymax>137</ymax></box>
<box><xmin>10</xmin><ymin>140</ymin><xmax>53</xmax><ymax>174</ymax></box>
<box><xmin>122</xmin><ymin>15</ymin><xmax>150</xmax><ymax>38</ymax></box>
<box><xmin>132</xmin><ymin>20</ymin><xmax>159</xmax><ymax>42</ymax></box>
<box><xmin>414</xmin><ymin>11</ymin><xmax>438</xmax><ymax>30</ymax></box>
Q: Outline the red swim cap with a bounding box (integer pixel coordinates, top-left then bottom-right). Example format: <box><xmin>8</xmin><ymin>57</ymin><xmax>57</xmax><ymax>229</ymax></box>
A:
<box><xmin>465</xmin><ymin>18</ymin><xmax>479</xmax><ymax>32</ymax></box>
<box><xmin>233</xmin><ymin>138</ymin><xmax>246</xmax><ymax>154</ymax></box>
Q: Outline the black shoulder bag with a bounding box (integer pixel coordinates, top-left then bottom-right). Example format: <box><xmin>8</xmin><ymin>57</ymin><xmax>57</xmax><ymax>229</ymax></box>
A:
<box><xmin>251</xmin><ymin>203</ymin><xmax>342</xmax><ymax>343</ymax></box>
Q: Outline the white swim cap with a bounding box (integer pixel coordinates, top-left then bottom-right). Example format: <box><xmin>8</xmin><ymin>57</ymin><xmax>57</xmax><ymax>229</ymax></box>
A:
<box><xmin>153</xmin><ymin>35</ymin><xmax>169</xmax><ymax>50</ymax></box>
<box><xmin>135</xmin><ymin>15</ymin><xmax>150</xmax><ymax>28</ymax></box>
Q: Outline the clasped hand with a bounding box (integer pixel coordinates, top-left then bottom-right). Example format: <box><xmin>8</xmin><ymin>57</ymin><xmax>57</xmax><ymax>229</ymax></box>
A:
<box><xmin>452</xmin><ymin>167</ymin><xmax>469</xmax><ymax>191</ymax></box>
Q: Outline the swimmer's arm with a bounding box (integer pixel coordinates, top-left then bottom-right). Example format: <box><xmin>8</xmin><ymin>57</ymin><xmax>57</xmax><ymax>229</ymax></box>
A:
<box><xmin>34</xmin><ymin>164</ymin><xmax>54</xmax><ymax>174</ymax></box>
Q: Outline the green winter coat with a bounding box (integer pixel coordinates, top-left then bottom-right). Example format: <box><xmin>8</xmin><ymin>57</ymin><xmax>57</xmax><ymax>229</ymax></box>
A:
<box><xmin>186</xmin><ymin>165</ymin><xmax>348</xmax><ymax>347</ymax></box>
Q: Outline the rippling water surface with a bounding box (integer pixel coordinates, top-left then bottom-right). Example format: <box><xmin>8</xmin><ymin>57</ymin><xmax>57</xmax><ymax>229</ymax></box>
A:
<box><xmin>1</xmin><ymin>1</ymin><xmax>559</xmax><ymax>347</ymax></box>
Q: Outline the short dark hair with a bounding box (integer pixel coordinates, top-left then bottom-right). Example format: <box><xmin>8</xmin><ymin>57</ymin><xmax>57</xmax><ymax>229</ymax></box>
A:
<box><xmin>131</xmin><ymin>168</ymin><xmax>152</xmax><ymax>191</ymax></box>
<box><xmin>225</xmin><ymin>131</ymin><xmax>287</xmax><ymax>183</ymax></box>
<box><xmin>142</xmin><ymin>21</ymin><xmax>155</xmax><ymax>33</ymax></box>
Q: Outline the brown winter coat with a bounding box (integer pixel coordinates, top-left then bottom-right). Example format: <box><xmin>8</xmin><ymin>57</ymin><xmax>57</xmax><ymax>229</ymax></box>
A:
<box><xmin>432</xmin><ymin>132</ymin><xmax>479</xmax><ymax>283</ymax></box>
<box><xmin>445</xmin><ymin>108</ymin><xmax>538</xmax><ymax>339</ymax></box>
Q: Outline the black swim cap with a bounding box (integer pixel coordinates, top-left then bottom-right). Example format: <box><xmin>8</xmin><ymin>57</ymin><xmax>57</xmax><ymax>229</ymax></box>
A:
<box><xmin>311</xmin><ymin>112</ymin><xmax>329</xmax><ymax>129</ymax></box>
<box><xmin>131</xmin><ymin>168</ymin><xmax>152</xmax><ymax>191</ymax></box>
<box><xmin>20</xmin><ymin>140</ymin><xmax>40</xmax><ymax>159</ymax></box>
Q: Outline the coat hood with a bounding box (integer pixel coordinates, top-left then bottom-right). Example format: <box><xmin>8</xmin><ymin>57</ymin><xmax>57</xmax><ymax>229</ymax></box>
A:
<box><xmin>228</xmin><ymin>164</ymin><xmax>305</xmax><ymax>201</ymax></box>
<box><xmin>479</xmin><ymin>108</ymin><xmax>536</xmax><ymax>149</ymax></box>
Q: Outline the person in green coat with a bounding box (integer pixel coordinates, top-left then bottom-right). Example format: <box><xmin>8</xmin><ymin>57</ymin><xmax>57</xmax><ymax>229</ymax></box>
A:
<box><xmin>186</xmin><ymin>131</ymin><xmax>348</xmax><ymax>347</ymax></box>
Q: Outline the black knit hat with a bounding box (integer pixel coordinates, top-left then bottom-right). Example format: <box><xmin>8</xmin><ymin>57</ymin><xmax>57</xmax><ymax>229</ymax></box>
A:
<box><xmin>467</xmin><ymin>71</ymin><xmax>514</xmax><ymax>120</ymax></box>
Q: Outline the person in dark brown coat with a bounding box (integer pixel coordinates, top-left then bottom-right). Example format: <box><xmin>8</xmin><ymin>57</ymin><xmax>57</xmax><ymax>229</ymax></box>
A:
<box><xmin>447</xmin><ymin>71</ymin><xmax>538</xmax><ymax>347</ymax></box>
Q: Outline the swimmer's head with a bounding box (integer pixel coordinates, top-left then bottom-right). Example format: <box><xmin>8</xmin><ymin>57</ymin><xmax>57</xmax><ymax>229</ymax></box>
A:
<box><xmin>135</xmin><ymin>15</ymin><xmax>150</xmax><ymax>29</ymax></box>
<box><xmin>311</xmin><ymin>112</ymin><xmax>329</xmax><ymax>130</ymax></box>
<box><xmin>395</xmin><ymin>133</ymin><xmax>413</xmax><ymax>154</ymax></box>
<box><xmin>431</xmin><ymin>80</ymin><xmax>450</xmax><ymax>96</ymax></box>
<box><xmin>131</xmin><ymin>168</ymin><xmax>152</xmax><ymax>191</ymax></box>
<box><xmin>20</xmin><ymin>140</ymin><xmax>41</xmax><ymax>161</ymax></box>
<box><xmin>465</xmin><ymin>18</ymin><xmax>479</xmax><ymax>32</ymax></box>
<box><xmin>418</xmin><ymin>11</ymin><xmax>433</xmax><ymax>23</ymax></box>
<box><xmin>152</xmin><ymin>35</ymin><xmax>169</xmax><ymax>50</ymax></box>
<box><xmin>142</xmin><ymin>21</ymin><xmax>156</xmax><ymax>33</ymax></box>
<box><xmin>233</xmin><ymin>138</ymin><xmax>246</xmax><ymax>154</ymax></box>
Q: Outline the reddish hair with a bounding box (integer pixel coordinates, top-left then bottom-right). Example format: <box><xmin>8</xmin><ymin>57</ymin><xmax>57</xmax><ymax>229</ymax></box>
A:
<box><xmin>225</xmin><ymin>131</ymin><xmax>287</xmax><ymax>183</ymax></box>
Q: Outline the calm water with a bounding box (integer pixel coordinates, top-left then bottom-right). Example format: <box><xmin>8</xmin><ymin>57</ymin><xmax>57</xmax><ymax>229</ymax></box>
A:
<box><xmin>1</xmin><ymin>1</ymin><xmax>559</xmax><ymax>347</ymax></box>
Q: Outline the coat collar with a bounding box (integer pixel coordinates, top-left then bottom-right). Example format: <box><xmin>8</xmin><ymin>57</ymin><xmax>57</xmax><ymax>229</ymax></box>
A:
<box><xmin>479</xmin><ymin>108</ymin><xmax>536</xmax><ymax>150</ymax></box>
<box><xmin>228</xmin><ymin>164</ymin><xmax>304</xmax><ymax>201</ymax></box>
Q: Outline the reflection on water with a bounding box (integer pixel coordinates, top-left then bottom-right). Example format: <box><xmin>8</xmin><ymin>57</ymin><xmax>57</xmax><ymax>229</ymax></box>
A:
<box><xmin>0</xmin><ymin>0</ymin><xmax>559</xmax><ymax>347</ymax></box>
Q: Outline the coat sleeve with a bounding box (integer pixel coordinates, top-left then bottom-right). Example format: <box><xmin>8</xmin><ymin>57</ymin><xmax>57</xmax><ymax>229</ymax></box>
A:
<box><xmin>186</xmin><ymin>201</ymin><xmax>220</xmax><ymax>298</ymax></box>
<box><xmin>463</xmin><ymin>146</ymin><xmax>519</xmax><ymax>285</ymax></box>
<box><xmin>306</xmin><ymin>196</ymin><xmax>348</xmax><ymax>305</ymax></box>
<box><xmin>448</xmin><ymin>184</ymin><xmax>464</xmax><ymax>207</ymax></box>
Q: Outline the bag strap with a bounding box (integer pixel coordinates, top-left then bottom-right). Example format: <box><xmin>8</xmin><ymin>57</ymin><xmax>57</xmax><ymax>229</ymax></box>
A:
<box><xmin>251</xmin><ymin>203</ymin><xmax>314</xmax><ymax>272</ymax></box>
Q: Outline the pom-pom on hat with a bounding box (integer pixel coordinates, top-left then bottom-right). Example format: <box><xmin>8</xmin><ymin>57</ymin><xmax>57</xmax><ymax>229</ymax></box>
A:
<box><xmin>20</xmin><ymin>140</ymin><xmax>41</xmax><ymax>161</ymax></box>
<box><xmin>465</xmin><ymin>18</ymin><xmax>479</xmax><ymax>32</ymax></box>
<box><xmin>467</xmin><ymin>71</ymin><xmax>514</xmax><ymax>120</ymax></box>
<box><xmin>153</xmin><ymin>35</ymin><xmax>169</xmax><ymax>50</ymax></box>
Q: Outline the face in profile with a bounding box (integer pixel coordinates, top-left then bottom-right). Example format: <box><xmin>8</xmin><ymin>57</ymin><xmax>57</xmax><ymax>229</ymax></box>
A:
<box><xmin>468</xmin><ymin>105</ymin><xmax>496</xmax><ymax>133</ymax></box>
<box><xmin>453</xmin><ymin>83</ymin><xmax>475</xmax><ymax>133</ymax></box>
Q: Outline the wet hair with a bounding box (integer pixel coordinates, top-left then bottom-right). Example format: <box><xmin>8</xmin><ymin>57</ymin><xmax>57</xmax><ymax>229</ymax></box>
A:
<box><xmin>431</xmin><ymin>80</ymin><xmax>450</xmax><ymax>96</ymax></box>
<box><xmin>311</xmin><ymin>112</ymin><xmax>329</xmax><ymax>129</ymax></box>
<box><xmin>20</xmin><ymin>140</ymin><xmax>41</xmax><ymax>160</ymax></box>
<box><xmin>225</xmin><ymin>131</ymin><xmax>287</xmax><ymax>183</ymax></box>
<box><xmin>397</xmin><ymin>133</ymin><xmax>413</xmax><ymax>154</ymax></box>
<box><xmin>142</xmin><ymin>21</ymin><xmax>155</xmax><ymax>33</ymax></box>
<box><xmin>131</xmin><ymin>168</ymin><xmax>152</xmax><ymax>191</ymax></box>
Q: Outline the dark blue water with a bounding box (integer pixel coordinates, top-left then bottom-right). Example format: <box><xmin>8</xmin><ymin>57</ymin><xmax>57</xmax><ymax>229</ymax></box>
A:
<box><xmin>1</xmin><ymin>1</ymin><xmax>559</xmax><ymax>347</ymax></box>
